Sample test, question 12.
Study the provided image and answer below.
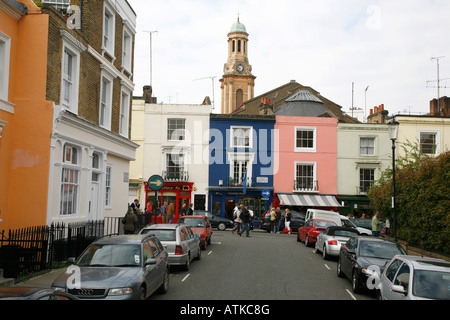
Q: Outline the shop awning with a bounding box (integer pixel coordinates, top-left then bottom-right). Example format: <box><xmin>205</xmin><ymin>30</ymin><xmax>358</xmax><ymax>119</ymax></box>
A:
<box><xmin>277</xmin><ymin>193</ymin><xmax>343</xmax><ymax>207</ymax></box>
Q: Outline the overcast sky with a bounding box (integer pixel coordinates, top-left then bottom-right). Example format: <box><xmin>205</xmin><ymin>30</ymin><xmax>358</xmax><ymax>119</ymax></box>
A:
<box><xmin>127</xmin><ymin>0</ymin><xmax>450</xmax><ymax>117</ymax></box>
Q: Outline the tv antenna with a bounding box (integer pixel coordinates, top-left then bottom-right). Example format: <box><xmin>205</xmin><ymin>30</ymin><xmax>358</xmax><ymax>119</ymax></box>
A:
<box><xmin>427</xmin><ymin>56</ymin><xmax>450</xmax><ymax>111</ymax></box>
<box><xmin>194</xmin><ymin>76</ymin><xmax>216</xmax><ymax>109</ymax></box>
<box><xmin>143</xmin><ymin>30</ymin><xmax>158</xmax><ymax>88</ymax></box>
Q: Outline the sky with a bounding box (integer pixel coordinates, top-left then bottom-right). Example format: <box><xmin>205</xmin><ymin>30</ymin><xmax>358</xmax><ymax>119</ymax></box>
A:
<box><xmin>127</xmin><ymin>0</ymin><xmax>450</xmax><ymax>118</ymax></box>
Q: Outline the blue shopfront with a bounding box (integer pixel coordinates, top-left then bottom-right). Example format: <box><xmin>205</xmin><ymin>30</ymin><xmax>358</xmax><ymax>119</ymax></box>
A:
<box><xmin>208</xmin><ymin>114</ymin><xmax>275</xmax><ymax>226</ymax></box>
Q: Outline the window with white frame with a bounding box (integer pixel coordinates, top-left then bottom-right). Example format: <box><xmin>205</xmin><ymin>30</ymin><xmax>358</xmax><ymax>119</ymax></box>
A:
<box><xmin>295</xmin><ymin>127</ymin><xmax>316</xmax><ymax>152</ymax></box>
<box><xmin>231</xmin><ymin>126</ymin><xmax>252</xmax><ymax>148</ymax></box>
<box><xmin>99</xmin><ymin>73</ymin><xmax>113</xmax><ymax>129</ymax></box>
<box><xmin>103</xmin><ymin>3</ymin><xmax>115</xmax><ymax>57</ymax></box>
<box><xmin>122</xmin><ymin>28</ymin><xmax>132</xmax><ymax>72</ymax></box>
<box><xmin>0</xmin><ymin>32</ymin><xmax>11</xmax><ymax>103</ymax></box>
<box><xmin>42</xmin><ymin>0</ymin><xmax>70</xmax><ymax>10</ymax></box>
<box><xmin>167</xmin><ymin>119</ymin><xmax>186</xmax><ymax>141</ymax></box>
<box><xmin>360</xmin><ymin>137</ymin><xmax>375</xmax><ymax>156</ymax></box>
<box><xmin>419</xmin><ymin>131</ymin><xmax>439</xmax><ymax>155</ymax></box>
<box><xmin>359</xmin><ymin>168</ymin><xmax>375</xmax><ymax>194</ymax></box>
<box><xmin>228</xmin><ymin>152</ymin><xmax>254</xmax><ymax>186</ymax></box>
<box><xmin>295</xmin><ymin>162</ymin><xmax>317</xmax><ymax>192</ymax></box>
<box><xmin>164</xmin><ymin>148</ymin><xmax>187</xmax><ymax>181</ymax></box>
<box><xmin>60</xmin><ymin>144</ymin><xmax>80</xmax><ymax>216</ymax></box>
<box><xmin>105</xmin><ymin>166</ymin><xmax>112</xmax><ymax>208</ymax></box>
<box><xmin>232</xmin><ymin>160</ymin><xmax>248</xmax><ymax>185</ymax></box>
<box><xmin>120</xmin><ymin>88</ymin><xmax>130</xmax><ymax>137</ymax></box>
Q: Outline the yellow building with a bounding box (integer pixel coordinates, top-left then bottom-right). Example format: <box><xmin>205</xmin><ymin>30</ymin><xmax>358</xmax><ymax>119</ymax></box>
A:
<box><xmin>220</xmin><ymin>18</ymin><xmax>255</xmax><ymax>114</ymax></box>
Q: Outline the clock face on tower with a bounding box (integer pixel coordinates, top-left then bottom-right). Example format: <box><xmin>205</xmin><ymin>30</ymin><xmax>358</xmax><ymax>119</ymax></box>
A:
<box><xmin>236</xmin><ymin>64</ymin><xmax>244</xmax><ymax>73</ymax></box>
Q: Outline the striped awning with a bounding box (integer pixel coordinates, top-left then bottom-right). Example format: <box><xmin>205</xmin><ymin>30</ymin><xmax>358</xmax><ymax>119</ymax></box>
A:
<box><xmin>277</xmin><ymin>193</ymin><xmax>343</xmax><ymax>207</ymax></box>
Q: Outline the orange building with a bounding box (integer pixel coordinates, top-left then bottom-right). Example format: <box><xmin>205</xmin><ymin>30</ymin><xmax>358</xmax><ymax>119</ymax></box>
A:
<box><xmin>0</xmin><ymin>0</ymin><xmax>53</xmax><ymax>230</ymax></box>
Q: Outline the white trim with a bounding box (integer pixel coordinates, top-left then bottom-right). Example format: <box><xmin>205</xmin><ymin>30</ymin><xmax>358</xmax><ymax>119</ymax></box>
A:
<box><xmin>294</xmin><ymin>161</ymin><xmax>318</xmax><ymax>193</ymax></box>
<box><xmin>102</xmin><ymin>1</ymin><xmax>116</xmax><ymax>60</ymax></box>
<box><xmin>418</xmin><ymin>129</ymin><xmax>440</xmax><ymax>155</ymax></box>
<box><xmin>99</xmin><ymin>70</ymin><xmax>114</xmax><ymax>130</ymax></box>
<box><xmin>121</xmin><ymin>25</ymin><xmax>133</xmax><ymax>74</ymax></box>
<box><xmin>230</xmin><ymin>125</ymin><xmax>253</xmax><ymax>148</ymax></box>
<box><xmin>0</xmin><ymin>119</ymin><xmax>7</xmax><ymax>138</ymax></box>
<box><xmin>0</xmin><ymin>32</ymin><xmax>11</xmax><ymax>103</ymax></box>
<box><xmin>119</xmin><ymin>86</ymin><xmax>131</xmax><ymax>138</ymax></box>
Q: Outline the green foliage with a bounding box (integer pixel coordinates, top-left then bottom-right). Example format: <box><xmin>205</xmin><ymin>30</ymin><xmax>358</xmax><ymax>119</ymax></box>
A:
<box><xmin>368</xmin><ymin>142</ymin><xmax>450</xmax><ymax>256</ymax></box>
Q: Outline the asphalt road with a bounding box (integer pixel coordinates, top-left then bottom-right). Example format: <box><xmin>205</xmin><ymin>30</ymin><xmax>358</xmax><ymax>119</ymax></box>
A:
<box><xmin>151</xmin><ymin>229</ymin><xmax>376</xmax><ymax>300</ymax></box>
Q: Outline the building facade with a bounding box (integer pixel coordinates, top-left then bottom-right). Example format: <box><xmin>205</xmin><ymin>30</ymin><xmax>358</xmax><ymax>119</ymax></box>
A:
<box><xmin>208</xmin><ymin>114</ymin><xmax>275</xmax><ymax>224</ymax></box>
<box><xmin>130</xmin><ymin>93</ymin><xmax>212</xmax><ymax>218</ymax></box>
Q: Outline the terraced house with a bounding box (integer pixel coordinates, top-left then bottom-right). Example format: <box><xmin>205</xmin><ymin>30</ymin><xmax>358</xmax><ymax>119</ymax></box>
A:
<box><xmin>0</xmin><ymin>0</ymin><xmax>138</xmax><ymax>230</ymax></box>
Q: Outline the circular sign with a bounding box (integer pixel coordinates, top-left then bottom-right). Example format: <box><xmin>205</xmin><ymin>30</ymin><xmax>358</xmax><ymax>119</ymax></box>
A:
<box><xmin>262</xmin><ymin>189</ymin><xmax>270</xmax><ymax>198</ymax></box>
<box><xmin>148</xmin><ymin>175</ymin><xmax>164</xmax><ymax>191</ymax></box>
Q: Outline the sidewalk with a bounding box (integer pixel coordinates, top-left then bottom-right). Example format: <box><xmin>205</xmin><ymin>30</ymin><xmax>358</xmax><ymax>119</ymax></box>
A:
<box><xmin>14</xmin><ymin>268</ymin><xmax>66</xmax><ymax>288</ymax></box>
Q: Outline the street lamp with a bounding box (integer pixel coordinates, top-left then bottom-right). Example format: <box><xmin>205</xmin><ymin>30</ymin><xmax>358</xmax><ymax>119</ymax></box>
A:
<box><xmin>387</xmin><ymin>118</ymin><xmax>399</xmax><ymax>241</ymax></box>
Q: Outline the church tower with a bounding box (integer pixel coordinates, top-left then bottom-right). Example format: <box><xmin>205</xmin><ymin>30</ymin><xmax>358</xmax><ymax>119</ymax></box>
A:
<box><xmin>220</xmin><ymin>18</ymin><xmax>256</xmax><ymax>114</ymax></box>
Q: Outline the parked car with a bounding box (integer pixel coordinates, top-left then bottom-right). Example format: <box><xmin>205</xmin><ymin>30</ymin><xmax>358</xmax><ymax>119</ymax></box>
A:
<box><xmin>194</xmin><ymin>210</ymin><xmax>234</xmax><ymax>231</ymax></box>
<box><xmin>337</xmin><ymin>236</ymin><xmax>407</xmax><ymax>293</ymax></box>
<box><xmin>140</xmin><ymin>224</ymin><xmax>201</xmax><ymax>270</ymax></box>
<box><xmin>0</xmin><ymin>287</ymin><xmax>79</xmax><ymax>300</ymax></box>
<box><xmin>297</xmin><ymin>219</ymin><xmax>338</xmax><ymax>246</ymax></box>
<box><xmin>52</xmin><ymin>234</ymin><xmax>170</xmax><ymax>300</ymax></box>
<box><xmin>377</xmin><ymin>255</ymin><xmax>450</xmax><ymax>300</ymax></box>
<box><xmin>177</xmin><ymin>215</ymin><xmax>212</xmax><ymax>250</ymax></box>
<box><xmin>340</xmin><ymin>216</ymin><xmax>371</xmax><ymax>235</ymax></box>
<box><xmin>261</xmin><ymin>210</ymin><xmax>305</xmax><ymax>233</ymax></box>
<box><xmin>314</xmin><ymin>226</ymin><xmax>360</xmax><ymax>260</ymax></box>
<box><xmin>350</xmin><ymin>218</ymin><xmax>372</xmax><ymax>231</ymax></box>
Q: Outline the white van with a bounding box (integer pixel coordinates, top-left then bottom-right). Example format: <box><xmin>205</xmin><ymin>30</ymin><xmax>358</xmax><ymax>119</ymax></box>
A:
<box><xmin>305</xmin><ymin>209</ymin><xmax>341</xmax><ymax>226</ymax></box>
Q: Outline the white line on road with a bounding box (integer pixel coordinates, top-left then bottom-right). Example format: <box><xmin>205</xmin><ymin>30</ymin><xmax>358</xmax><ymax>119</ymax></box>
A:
<box><xmin>324</xmin><ymin>264</ymin><xmax>331</xmax><ymax>270</ymax></box>
<box><xmin>181</xmin><ymin>274</ymin><xmax>190</xmax><ymax>282</ymax></box>
<box><xmin>208</xmin><ymin>251</ymin><xmax>213</xmax><ymax>255</ymax></box>
<box><xmin>346</xmin><ymin>289</ymin><xmax>357</xmax><ymax>300</ymax></box>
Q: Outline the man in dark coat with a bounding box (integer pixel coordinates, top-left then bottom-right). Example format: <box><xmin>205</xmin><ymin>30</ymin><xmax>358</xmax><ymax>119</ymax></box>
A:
<box><xmin>238</xmin><ymin>205</ymin><xmax>251</xmax><ymax>237</ymax></box>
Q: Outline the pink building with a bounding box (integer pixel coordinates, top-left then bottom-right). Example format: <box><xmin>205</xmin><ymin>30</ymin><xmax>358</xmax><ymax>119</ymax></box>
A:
<box><xmin>274</xmin><ymin>116</ymin><xmax>341</xmax><ymax>209</ymax></box>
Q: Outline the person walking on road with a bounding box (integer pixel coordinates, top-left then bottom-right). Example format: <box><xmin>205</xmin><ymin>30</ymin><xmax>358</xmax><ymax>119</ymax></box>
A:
<box><xmin>161</xmin><ymin>202</ymin><xmax>168</xmax><ymax>223</ymax></box>
<box><xmin>167</xmin><ymin>201</ymin><xmax>175</xmax><ymax>223</ymax></box>
<box><xmin>372</xmin><ymin>212</ymin><xmax>382</xmax><ymax>237</ymax></box>
<box><xmin>284</xmin><ymin>208</ymin><xmax>292</xmax><ymax>234</ymax></box>
<box><xmin>238</xmin><ymin>205</ymin><xmax>251</xmax><ymax>237</ymax></box>
<box><xmin>232</xmin><ymin>204</ymin><xmax>242</xmax><ymax>234</ymax></box>
<box><xmin>123</xmin><ymin>206</ymin><xmax>138</xmax><ymax>234</ymax></box>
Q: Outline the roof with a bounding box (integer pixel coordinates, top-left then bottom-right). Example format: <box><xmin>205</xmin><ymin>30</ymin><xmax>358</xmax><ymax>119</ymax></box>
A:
<box><xmin>233</xmin><ymin>80</ymin><xmax>360</xmax><ymax>123</ymax></box>
<box><xmin>394</xmin><ymin>255</ymin><xmax>450</xmax><ymax>270</ymax></box>
<box><xmin>229</xmin><ymin>18</ymin><xmax>248</xmax><ymax>35</ymax></box>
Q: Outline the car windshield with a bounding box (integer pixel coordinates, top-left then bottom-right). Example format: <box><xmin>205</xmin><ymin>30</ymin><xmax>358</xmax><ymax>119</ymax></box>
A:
<box><xmin>77</xmin><ymin>244</ymin><xmax>141</xmax><ymax>267</ymax></box>
<box><xmin>413</xmin><ymin>270</ymin><xmax>450</xmax><ymax>300</ymax></box>
<box><xmin>179</xmin><ymin>218</ymin><xmax>204</xmax><ymax>228</ymax></box>
<box><xmin>358</xmin><ymin>241</ymin><xmax>406</xmax><ymax>259</ymax></box>
<box><xmin>140</xmin><ymin>229</ymin><xmax>175</xmax><ymax>241</ymax></box>
<box><xmin>351</xmin><ymin>218</ymin><xmax>372</xmax><ymax>228</ymax></box>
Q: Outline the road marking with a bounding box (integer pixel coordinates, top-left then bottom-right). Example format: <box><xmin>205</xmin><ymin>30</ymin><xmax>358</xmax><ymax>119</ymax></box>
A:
<box><xmin>346</xmin><ymin>289</ymin><xmax>357</xmax><ymax>300</ymax></box>
<box><xmin>212</xmin><ymin>242</ymin><xmax>221</xmax><ymax>245</ymax></box>
<box><xmin>181</xmin><ymin>274</ymin><xmax>190</xmax><ymax>282</ymax></box>
<box><xmin>208</xmin><ymin>251</ymin><xmax>213</xmax><ymax>255</ymax></box>
<box><xmin>324</xmin><ymin>264</ymin><xmax>331</xmax><ymax>270</ymax></box>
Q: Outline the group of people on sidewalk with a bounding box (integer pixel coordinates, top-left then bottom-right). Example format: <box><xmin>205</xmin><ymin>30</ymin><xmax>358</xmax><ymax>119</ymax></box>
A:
<box><xmin>265</xmin><ymin>207</ymin><xmax>292</xmax><ymax>234</ymax></box>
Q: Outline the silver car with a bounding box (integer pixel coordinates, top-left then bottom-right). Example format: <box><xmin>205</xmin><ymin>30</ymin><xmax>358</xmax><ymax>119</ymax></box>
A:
<box><xmin>377</xmin><ymin>255</ymin><xmax>450</xmax><ymax>300</ymax></box>
<box><xmin>140</xmin><ymin>224</ymin><xmax>201</xmax><ymax>270</ymax></box>
<box><xmin>314</xmin><ymin>226</ymin><xmax>360</xmax><ymax>260</ymax></box>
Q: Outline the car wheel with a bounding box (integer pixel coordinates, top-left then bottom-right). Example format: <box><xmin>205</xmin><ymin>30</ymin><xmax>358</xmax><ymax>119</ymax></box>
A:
<box><xmin>218</xmin><ymin>222</ymin><xmax>226</xmax><ymax>231</ymax></box>
<box><xmin>158</xmin><ymin>267</ymin><xmax>169</xmax><ymax>294</ymax></box>
<box><xmin>184</xmin><ymin>254</ymin><xmax>190</xmax><ymax>271</ymax></box>
<box><xmin>195</xmin><ymin>245</ymin><xmax>201</xmax><ymax>260</ymax></box>
<box><xmin>313</xmin><ymin>243</ymin><xmax>320</xmax><ymax>254</ymax></box>
<box><xmin>337</xmin><ymin>257</ymin><xmax>345</xmax><ymax>278</ymax></box>
<box><xmin>352</xmin><ymin>270</ymin><xmax>362</xmax><ymax>294</ymax></box>
<box><xmin>322</xmin><ymin>245</ymin><xmax>330</xmax><ymax>260</ymax></box>
<box><xmin>138</xmin><ymin>286</ymin><xmax>147</xmax><ymax>300</ymax></box>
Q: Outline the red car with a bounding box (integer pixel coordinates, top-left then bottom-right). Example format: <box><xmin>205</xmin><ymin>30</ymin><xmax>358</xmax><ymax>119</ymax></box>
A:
<box><xmin>297</xmin><ymin>219</ymin><xmax>337</xmax><ymax>247</ymax></box>
<box><xmin>178</xmin><ymin>215</ymin><xmax>212</xmax><ymax>250</ymax></box>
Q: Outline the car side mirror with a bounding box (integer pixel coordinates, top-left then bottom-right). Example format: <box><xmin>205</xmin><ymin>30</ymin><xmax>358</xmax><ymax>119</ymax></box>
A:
<box><xmin>145</xmin><ymin>258</ymin><xmax>157</xmax><ymax>266</ymax></box>
<box><xmin>391</xmin><ymin>285</ymin><xmax>407</xmax><ymax>295</ymax></box>
<box><xmin>67</xmin><ymin>257</ymin><xmax>76</xmax><ymax>264</ymax></box>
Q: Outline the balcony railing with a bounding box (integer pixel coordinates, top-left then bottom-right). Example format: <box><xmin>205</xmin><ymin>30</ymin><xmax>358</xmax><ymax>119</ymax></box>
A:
<box><xmin>294</xmin><ymin>180</ymin><xmax>318</xmax><ymax>192</ymax></box>
<box><xmin>162</xmin><ymin>171</ymin><xmax>189</xmax><ymax>182</ymax></box>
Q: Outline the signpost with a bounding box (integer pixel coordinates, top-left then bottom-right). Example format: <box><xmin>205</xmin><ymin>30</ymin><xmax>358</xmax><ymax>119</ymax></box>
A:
<box><xmin>147</xmin><ymin>175</ymin><xmax>164</xmax><ymax>215</ymax></box>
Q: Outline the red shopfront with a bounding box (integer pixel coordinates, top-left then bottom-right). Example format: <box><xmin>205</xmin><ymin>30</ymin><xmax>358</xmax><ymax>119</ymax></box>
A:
<box><xmin>144</xmin><ymin>181</ymin><xmax>194</xmax><ymax>222</ymax></box>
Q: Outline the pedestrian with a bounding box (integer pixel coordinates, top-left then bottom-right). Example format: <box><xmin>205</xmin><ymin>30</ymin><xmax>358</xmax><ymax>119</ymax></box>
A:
<box><xmin>167</xmin><ymin>201</ymin><xmax>175</xmax><ymax>223</ymax></box>
<box><xmin>249</xmin><ymin>209</ymin><xmax>254</xmax><ymax>230</ymax></box>
<box><xmin>372</xmin><ymin>212</ymin><xmax>382</xmax><ymax>237</ymax></box>
<box><xmin>231</xmin><ymin>205</ymin><xmax>242</xmax><ymax>234</ymax></box>
<box><xmin>161</xmin><ymin>202</ymin><xmax>168</xmax><ymax>223</ymax></box>
<box><xmin>188</xmin><ymin>203</ymin><xmax>194</xmax><ymax>215</ymax></box>
<box><xmin>385</xmin><ymin>218</ymin><xmax>390</xmax><ymax>236</ymax></box>
<box><xmin>284</xmin><ymin>208</ymin><xmax>292</xmax><ymax>234</ymax></box>
<box><xmin>130</xmin><ymin>199</ymin><xmax>140</xmax><ymax>214</ymax></box>
<box><xmin>180</xmin><ymin>203</ymin><xmax>187</xmax><ymax>216</ymax></box>
<box><xmin>275</xmin><ymin>207</ymin><xmax>282</xmax><ymax>233</ymax></box>
<box><xmin>270</xmin><ymin>209</ymin><xmax>276</xmax><ymax>233</ymax></box>
<box><xmin>123</xmin><ymin>206</ymin><xmax>138</xmax><ymax>234</ymax></box>
<box><xmin>233</xmin><ymin>203</ymin><xmax>239</xmax><ymax>220</ymax></box>
<box><xmin>146</xmin><ymin>201</ymin><xmax>153</xmax><ymax>224</ymax></box>
<box><xmin>238</xmin><ymin>205</ymin><xmax>251</xmax><ymax>237</ymax></box>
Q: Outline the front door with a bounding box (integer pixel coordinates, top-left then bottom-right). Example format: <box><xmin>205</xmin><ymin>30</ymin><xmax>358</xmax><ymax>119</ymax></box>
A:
<box><xmin>89</xmin><ymin>182</ymin><xmax>100</xmax><ymax>221</ymax></box>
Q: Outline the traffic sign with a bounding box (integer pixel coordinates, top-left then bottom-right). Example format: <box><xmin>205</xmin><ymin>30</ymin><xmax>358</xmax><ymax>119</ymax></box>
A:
<box><xmin>262</xmin><ymin>189</ymin><xmax>270</xmax><ymax>198</ymax></box>
<box><xmin>148</xmin><ymin>175</ymin><xmax>164</xmax><ymax>191</ymax></box>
